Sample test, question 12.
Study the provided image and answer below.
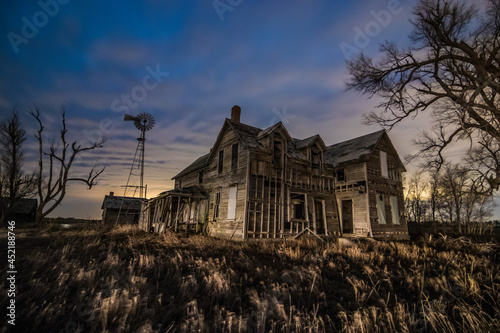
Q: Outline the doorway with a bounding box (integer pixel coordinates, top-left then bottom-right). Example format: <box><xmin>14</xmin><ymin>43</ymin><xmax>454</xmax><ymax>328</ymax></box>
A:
<box><xmin>341</xmin><ymin>199</ymin><xmax>353</xmax><ymax>233</ymax></box>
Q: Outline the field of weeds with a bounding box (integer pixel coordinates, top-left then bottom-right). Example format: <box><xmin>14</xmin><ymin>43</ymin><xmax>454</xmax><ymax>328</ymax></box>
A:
<box><xmin>1</xmin><ymin>225</ymin><xmax>499</xmax><ymax>332</ymax></box>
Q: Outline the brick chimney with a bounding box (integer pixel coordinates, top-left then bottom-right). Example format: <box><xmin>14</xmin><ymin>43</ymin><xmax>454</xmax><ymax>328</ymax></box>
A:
<box><xmin>109</xmin><ymin>191</ymin><xmax>114</xmax><ymax>197</ymax></box>
<box><xmin>231</xmin><ymin>105</ymin><xmax>241</xmax><ymax>123</ymax></box>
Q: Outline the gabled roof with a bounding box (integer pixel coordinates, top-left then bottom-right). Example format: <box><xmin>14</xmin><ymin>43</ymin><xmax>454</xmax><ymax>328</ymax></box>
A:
<box><xmin>293</xmin><ymin>134</ymin><xmax>326</xmax><ymax>150</ymax></box>
<box><xmin>327</xmin><ymin>130</ymin><xmax>384</xmax><ymax>166</ymax></box>
<box><xmin>227</xmin><ymin>120</ymin><xmax>263</xmax><ymax>150</ymax></box>
<box><xmin>171</xmin><ymin>114</ymin><xmax>406</xmax><ymax>180</ymax></box>
<box><xmin>101</xmin><ymin>195</ymin><xmax>145</xmax><ymax>210</ymax></box>
<box><xmin>257</xmin><ymin>121</ymin><xmax>292</xmax><ymax>141</ymax></box>
<box><xmin>172</xmin><ymin>119</ymin><xmax>264</xmax><ymax>180</ymax></box>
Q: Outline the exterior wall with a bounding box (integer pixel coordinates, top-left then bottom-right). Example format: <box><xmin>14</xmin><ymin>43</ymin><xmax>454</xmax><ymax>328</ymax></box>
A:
<box><xmin>102</xmin><ymin>208</ymin><xmax>138</xmax><ymax>225</ymax></box>
<box><xmin>171</xmin><ymin>127</ymin><xmax>407</xmax><ymax>240</ymax></box>
<box><xmin>246</xmin><ymin>137</ymin><xmax>339</xmax><ymax>239</ymax></box>
<box><xmin>366</xmin><ymin>135</ymin><xmax>408</xmax><ymax>239</ymax></box>
<box><xmin>334</xmin><ymin>162</ymin><xmax>370</xmax><ymax>236</ymax></box>
<box><xmin>176</xmin><ymin>129</ymin><xmax>248</xmax><ymax>239</ymax></box>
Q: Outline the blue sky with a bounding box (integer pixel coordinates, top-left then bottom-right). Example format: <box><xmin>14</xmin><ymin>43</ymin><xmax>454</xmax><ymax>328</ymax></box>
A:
<box><xmin>2</xmin><ymin>0</ymin><xmax>494</xmax><ymax>219</ymax></box>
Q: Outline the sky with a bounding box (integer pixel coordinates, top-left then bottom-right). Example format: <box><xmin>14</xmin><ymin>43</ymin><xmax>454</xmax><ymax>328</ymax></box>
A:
<box><xmin>1</xmin><ymin>0</ymin><xmax>497</xmax><ymax>219</ymax></box>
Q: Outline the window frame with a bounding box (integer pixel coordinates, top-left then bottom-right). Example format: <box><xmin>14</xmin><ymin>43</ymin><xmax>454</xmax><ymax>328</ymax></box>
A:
<box><xmin>218</xmin><ymin>149</ymin><xmax>224</xmax><ymax>174</ymax></box>
<box><xmin>380</xmin><ymin>151</ymin><xmax>388</xmax><ymax>178</ymax></box>
<box><xmin>213</xmin><ymin>191</ymin><xmax>221</xmax><ymax>220</ymax></box>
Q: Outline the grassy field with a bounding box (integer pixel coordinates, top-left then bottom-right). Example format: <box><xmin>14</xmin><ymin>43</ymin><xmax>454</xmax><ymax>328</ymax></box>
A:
<box><xmin>2</xmin><ymin>225</ymin><xmax>499</xmax><ymax>332</ymax></box>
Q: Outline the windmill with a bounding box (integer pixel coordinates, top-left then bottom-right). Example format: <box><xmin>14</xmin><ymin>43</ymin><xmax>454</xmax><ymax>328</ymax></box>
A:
<box><xmin>115</xmin><ymin>112</ymin><xmax>155</xmax><ymax>224</ymax></box>
<box><xmin>122</xmin><ymin>112</ymin><xmax>155</xmax><ymax>198</ymax></box>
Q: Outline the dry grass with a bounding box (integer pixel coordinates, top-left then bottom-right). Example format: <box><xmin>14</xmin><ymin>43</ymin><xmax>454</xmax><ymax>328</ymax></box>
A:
<box><xmin>1</xmin><ymin>226</ymin><xmax>499</xmax><ymax>332</ymax></box>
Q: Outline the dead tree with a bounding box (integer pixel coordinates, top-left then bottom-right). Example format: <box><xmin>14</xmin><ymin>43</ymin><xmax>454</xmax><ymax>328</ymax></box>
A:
<box><xmin>29</xmin><ymin>107</ymin><xmax>105</xmax><ymax>224</ymax></box>
<box><xmin>347</xmin><ymin>0</ymin><xmax>500</xmax><ymax>192</ymax></box>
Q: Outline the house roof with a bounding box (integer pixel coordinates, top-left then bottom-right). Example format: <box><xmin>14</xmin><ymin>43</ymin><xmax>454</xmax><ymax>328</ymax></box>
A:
<box><xmin>101</xmin><ymin>195</ymin><xmax>145</xmax><ymax>210</ymax></box>
<box><xmin>155</xmin><ymin>186</ymin><xmax>209</xmax><ymax>200</ymax></box>
<box><xmin>293</xmin><ymin>134</ymin><xmax>327</xmax><ymax>150</ymax></box>
<box><xmin>326</xmin><ymin>130</ymin><xmax>385</xmax><ymax>166</ymax></box>
<box><xmin>173</xmin><ymin>153</ymin><xmax>210</xmax><ymax>180</ymax></box>
<box><xmin>227</xmin><ymin>119</ymin><xmax>263</xmax><ymax>150</ymax></box>
<box><xmin>172</xmin><ymin>119</ymin><xmax>264</xmax><ymax>180</ymax></box>
<box><xmin>172</xmin><ymin>118</ymin><xmax>405</xmax><ymax>179</ymax></box>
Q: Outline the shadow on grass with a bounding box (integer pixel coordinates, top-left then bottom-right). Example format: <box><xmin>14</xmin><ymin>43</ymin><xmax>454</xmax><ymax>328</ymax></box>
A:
<box><xmin>1</xmin><ymin>225</ymin><xmax>499</xmax><ymax>332</ymax></box>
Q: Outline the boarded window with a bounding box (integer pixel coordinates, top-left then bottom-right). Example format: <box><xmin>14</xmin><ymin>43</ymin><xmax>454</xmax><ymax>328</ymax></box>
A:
<box><xmin>227</xmin><ymin>186</ymin><xmax>237</xmax><ymax>220</ymax></box>
<box><xmin>380</xmin><ymin>151</ymin><xmax>388</xmax><ymax>178</ymax></box>
<box><xmin>231</xmin><ymin>143</ymin><xmax>239</xmax><ymax>170</ymax></box>
<box><xmin>390</xmin><ymin>196</ymin><xmax>400</xmax><ymax>225</ymax></box>
<box><xmin>377</xmin><ymin>194</ymin><xmax>386</xmax><ymax>224</ymax></box>
<box><xmin>218</xmin><ymin>149</ymin><xmax>224</xmax><ymax>174</ymax></box>
<box><xmin>214</xmin><ymin>191</ymin><xmax>220</xmax><ymax>219</ymax></box>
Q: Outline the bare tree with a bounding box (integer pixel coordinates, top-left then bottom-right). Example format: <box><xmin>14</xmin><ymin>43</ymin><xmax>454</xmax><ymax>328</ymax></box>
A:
<box><xmin>347</xmin><ymin>0</ymin><xmax>500</xmax><ymax>192</ymax></box>
<box><xmin>404</xmin><ymin>170</ymin><xmax>428</xmax><ymax>223</ymax></box>
<box><xmin>29</xmin><ymin>107</ymin><xmax>105</xmax><ymax>224</ymax></box>
<box><xmin>438</xmin><ymin>163</ymin><xmax>470</xmax><ymax>224</ymax></box>
<box><xmin>0</xmin><ymin>110</ymin><xmax>37</xmax><ymax>225</ymax></box>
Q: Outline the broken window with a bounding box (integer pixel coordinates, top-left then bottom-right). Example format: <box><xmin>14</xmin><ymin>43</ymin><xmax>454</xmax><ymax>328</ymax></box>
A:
<box><xmin>199</xmin><ymin>170</ymin><xmax>203</xmax><ymax>184</ymax></box>
<box><xmin>312</xmin><ymin>148</ymin><xmax>321</xmax><ymax>176</ymax></box>
<box><xmin>291</xmin><ymin>193</ymin><xmax>306</xmax><ymax>220</ymax></box>
<box><xmin>213</xmin><ymin>191</ymin><xmax>220</xmax><ymax>219</ymax></box>
<box><xmin>231</xmin><ymin>143</ymin><xmax>239</xmax><ymax>170</ymax></box>
<box><xmin>273</xmin><ymin>138</ymin><xmax>282</xmax><ymax>168</ymax></box>
<box><xmin>218</xmin><ymin>149</ymin><xmax>224</xmax><ymax>174</ymax></box>
<box><xmin>337</xmin><ymin>169</ymin><xmax>345</xmax><ymax>182</ymax></box>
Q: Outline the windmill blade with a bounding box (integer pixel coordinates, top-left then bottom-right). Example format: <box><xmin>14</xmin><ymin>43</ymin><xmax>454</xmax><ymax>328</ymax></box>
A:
<box><xmin>124</xmin><ymin>114</ymin><xmax>139</xmax><ymax>121</ymax></box>
<box><xmin>134</xmin><ymin>113</ymin><xmax>155</xmax><ymax>131</ymax></box>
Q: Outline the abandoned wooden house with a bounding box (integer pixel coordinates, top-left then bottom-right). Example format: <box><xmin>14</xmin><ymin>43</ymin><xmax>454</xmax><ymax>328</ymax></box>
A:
<box><xmin>139</xmin><ymin>106</ymin><xmax>408</xmax><ymax>240</ymax></box>
<box><xmin>101</xmin><ymin>192</ymin><xmax>145</xmax><ymax>224</ymax></box>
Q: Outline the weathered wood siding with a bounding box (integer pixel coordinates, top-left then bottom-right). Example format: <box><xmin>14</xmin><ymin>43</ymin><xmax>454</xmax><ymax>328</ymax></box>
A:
<box><xmin>334</xmin><ymin>162</ymin><xmax>370</xmax><ymax>236</ymax></box>
<box><xmin>102</xmin><ymin>209</ymin><xmax>138</xmax><ymax>225</ymax></box>
<box><xmin>177</xmin><ymin>128</ymin><xmax>248</xmax><ymax>239</ymax></box>
<box><xmin>366</xmin><ymin>135</ymin><xmax>408</xmax><ymax>239</ymax></box>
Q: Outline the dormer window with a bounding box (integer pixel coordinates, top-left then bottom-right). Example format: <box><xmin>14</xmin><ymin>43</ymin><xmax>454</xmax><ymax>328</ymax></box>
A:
<box><xmin>311</xmin><ymin>148</ymin><xmax>321</xmax><ymax>176</ymax></box>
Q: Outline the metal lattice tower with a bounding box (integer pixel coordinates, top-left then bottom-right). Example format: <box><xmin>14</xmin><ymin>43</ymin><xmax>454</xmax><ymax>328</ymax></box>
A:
<box><xmin>116</xmin><ymin>113</ymin><xmax>155</xmax><ymax>224</ymax></box>
<box><xmin>122</xmin><ymin>112</ymin><xmax>155</xmax><ymax>198</ymax></box>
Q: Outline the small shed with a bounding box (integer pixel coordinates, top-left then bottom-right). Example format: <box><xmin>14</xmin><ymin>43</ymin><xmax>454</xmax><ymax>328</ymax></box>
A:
<box><xmin>4</xmin><ymin>198</ymin><xmax>38</xmax><ymax>223</ymax></box>
<box><xmin>101</xmin><ymin>192</ymin><xmax>145</xmax><ymax>224</ymax></box>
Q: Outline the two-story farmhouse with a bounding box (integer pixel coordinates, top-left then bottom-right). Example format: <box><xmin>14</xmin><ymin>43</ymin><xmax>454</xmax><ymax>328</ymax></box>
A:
<box><xmin>139</xmin><ymin>106</ymin><xmax>408</xmax><ymax>240</ymax></box>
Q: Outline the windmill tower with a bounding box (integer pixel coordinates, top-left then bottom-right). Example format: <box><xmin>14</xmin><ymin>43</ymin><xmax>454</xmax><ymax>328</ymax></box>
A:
<box><xmin>122</xmin><ymin>112</ymin><xmax>155</xmax><ymax>198</ymax></box>
<box><xmin>116</xmin><ymin>113</ymin><xmax>155</xmax><ymax>224</ymax></box>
